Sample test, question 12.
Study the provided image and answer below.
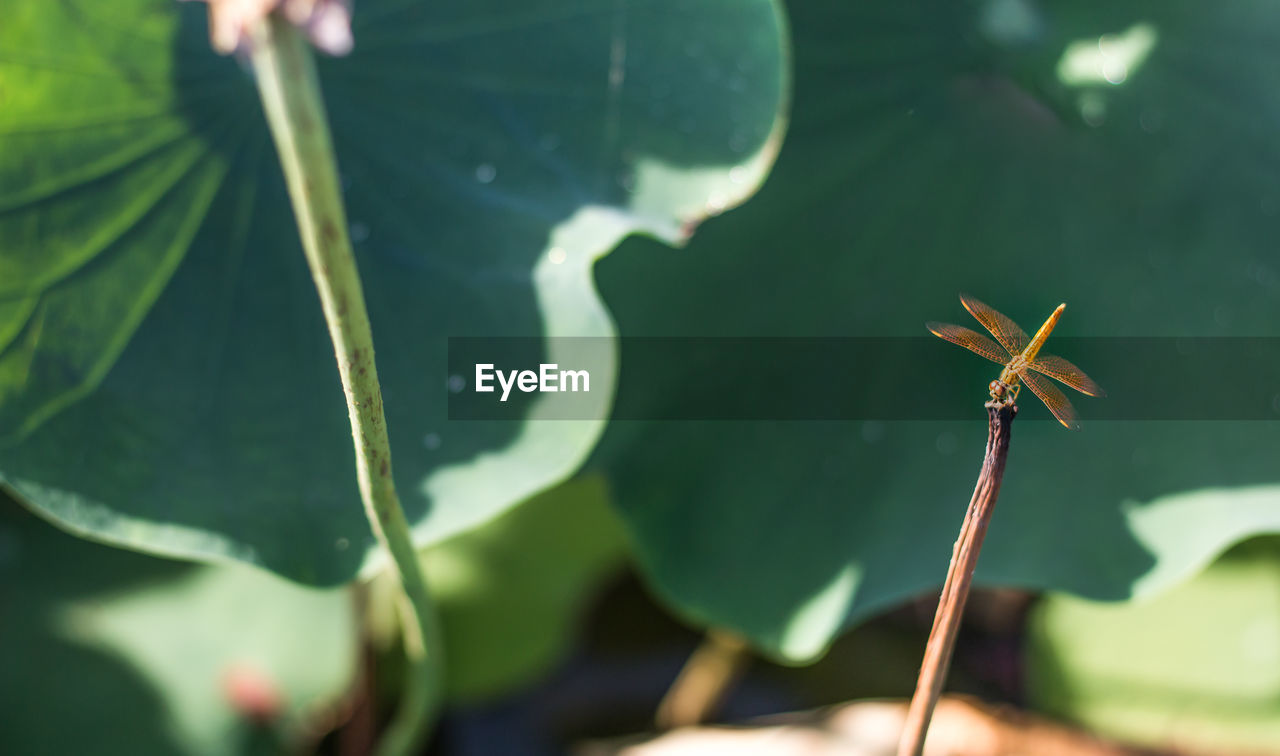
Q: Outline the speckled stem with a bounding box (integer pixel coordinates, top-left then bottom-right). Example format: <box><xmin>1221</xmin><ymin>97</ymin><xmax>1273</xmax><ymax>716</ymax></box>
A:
<box><xmin>246</xmin><ymin>14</ymin><xmax>442</xmax><ymax>755</ymax></box>
<box><xmin>897</xmin><ymin>402</ymin><xmax>1016</xmax><ymax>756</ymax></box>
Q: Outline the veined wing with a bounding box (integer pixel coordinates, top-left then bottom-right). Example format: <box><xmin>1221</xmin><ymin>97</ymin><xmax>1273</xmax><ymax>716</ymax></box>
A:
<box><xmin>926</xmin><ymin>322</ymin><xmax>1010</xmax><ymax>365</ymax></box>
<box><xmin>1030</xmin><ymin>354</ymin><xmax>1106</xmax><ymax>397</ymax></box>
<box><xmin>960</xmin><ymin>293</ymin><xmax>1029</xmax><ymax>355</ymax></box>
<box><xmin>1022</xmin><ymin>370</ymin><xmax>1080</xmax><ymax>430</ymax></box>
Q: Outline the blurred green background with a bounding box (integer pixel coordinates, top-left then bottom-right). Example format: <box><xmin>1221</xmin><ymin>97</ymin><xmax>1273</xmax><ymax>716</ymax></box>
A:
<box><xmin>4</xmin><ymin>0</ymin><xmax>1280</xmax><ymax>754</ymax></box>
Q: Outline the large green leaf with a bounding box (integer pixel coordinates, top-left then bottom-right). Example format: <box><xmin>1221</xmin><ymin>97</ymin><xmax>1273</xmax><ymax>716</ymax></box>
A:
<box><xmin>592</xmin><ymin>0</ymin><xmax>1280</xmax><ymax>660</ymax></box>
<box><xmin>0</xmin><ymin>500</ymin><xmax>356</xmax><ymax>755</ymax></box>
<box><xmin>0</xmin><ymin>1</ymin><xmax>787</xmax><ymax>581</ymax></box>
<box><xmin>1028</xmin><ymin>535</ymin><xmax>1280</xmax><ymax>753</ymax></box>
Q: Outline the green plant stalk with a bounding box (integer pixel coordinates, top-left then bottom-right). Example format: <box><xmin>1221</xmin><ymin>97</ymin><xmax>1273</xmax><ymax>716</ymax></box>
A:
<box><xmin>246</xmin><ymin>14</ymin><xmax>443</xmax><ymax>755</ymax></box>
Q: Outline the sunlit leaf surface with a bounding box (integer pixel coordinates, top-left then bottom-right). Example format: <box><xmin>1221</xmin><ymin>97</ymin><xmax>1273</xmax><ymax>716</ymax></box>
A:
<box><xmin>0</xmin><ymin>500</ymin><xmax>356</xmax><ymax>755</ymax></box>
<box><xmin>1028</xmin><ymin>535</ymin><xmax>1280</xmax><ymax>753</ymax></box>
<box><xmin>0</xmin><ymin>0</ymin><xmax>788</xmax><ymax>581</ymax></box>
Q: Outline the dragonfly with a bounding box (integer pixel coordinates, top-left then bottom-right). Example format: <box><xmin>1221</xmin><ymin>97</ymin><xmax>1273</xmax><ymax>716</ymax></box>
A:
<box><xmin>927</xmin><ymin>293</ymin><xmax>1105</xmax><ymax>429</ymax></box>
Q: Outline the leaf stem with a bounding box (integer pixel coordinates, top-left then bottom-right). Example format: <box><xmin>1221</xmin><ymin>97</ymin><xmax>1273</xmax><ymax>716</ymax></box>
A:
<box><xmin>897</xmin><ymin>401</ymin><xmax>1016</xmax><ymax>756</ymax></box>
<box><xmin>246</xmin><ymin>15</ymin><xmax>443</xmax><ymax>755</ymax></box>
<box><xmin>655</xmin><ymin>628</ymin><xmax>752</xmax><ymax>730</ymax></box>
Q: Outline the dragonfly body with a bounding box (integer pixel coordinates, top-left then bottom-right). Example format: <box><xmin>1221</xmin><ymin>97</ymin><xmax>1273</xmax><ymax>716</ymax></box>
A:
<box><xmin>992</xmin><ymin>302</ymin><xmax>1063</xmax><ymax>400</ymax></box>
<box><xmin>927</xmin><ymin>295</ymin><xmax>1102</xmax><ymax>429</ymax></box>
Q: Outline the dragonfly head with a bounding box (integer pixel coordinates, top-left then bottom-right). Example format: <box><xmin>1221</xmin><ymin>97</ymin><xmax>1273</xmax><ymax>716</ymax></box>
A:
<box><xmin>989</xmin><ymin>379</ymin><xmax>1011</xmax><ymax>402</ymax></box>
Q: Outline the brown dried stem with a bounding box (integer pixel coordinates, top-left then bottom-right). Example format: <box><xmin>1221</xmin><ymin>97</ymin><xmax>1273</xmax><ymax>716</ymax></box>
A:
<box><xmin>897</xmin><ymin>401</ymin><xmax>1017</xmax><ymax>756</ymax></box>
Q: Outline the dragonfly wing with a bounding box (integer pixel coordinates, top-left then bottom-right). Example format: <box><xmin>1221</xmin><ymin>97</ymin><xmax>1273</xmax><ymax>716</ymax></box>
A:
<box><xmin>1022</xmin><ymin>370</ymin><xmax>1080</xmax><ymax>429</ymax></box>
<box><xmin>959</xmin><ymin>293</ymin><xmax>1029</xmax><ymax>355</ymax></box>
<box><xmin>1030</xmin><ymin>353</ymin><xmax>1106</xmax><ymax>397</ymax></box>
<box><xmin>926</xmin><ymin>322</ymin><xmax>1010</xmax><ymax>365</ymax></box>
